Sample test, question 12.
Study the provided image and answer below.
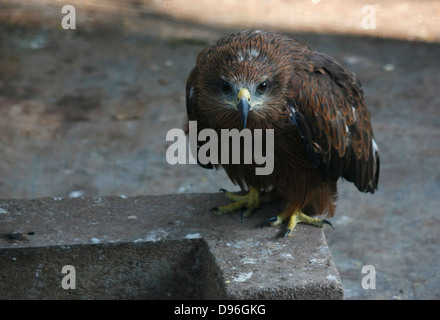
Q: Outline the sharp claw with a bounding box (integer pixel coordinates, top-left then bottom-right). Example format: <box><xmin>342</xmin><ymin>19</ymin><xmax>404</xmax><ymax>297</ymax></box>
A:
<box><xmin>208</xmin><ymin>207</ymin><xmax>219</xmax><ymax>214</ymax></box>
<box><xmin>323</xmin><ymin>219</ymin><xmax>334</xmax><ymax>229</ymax></box>
<box><xmin>219</xmin><ymin>188</ymin><xmax>227</xmax><ymax>193</ymax></box>
<box><xmin>261</xmin><ymin>216</ymin><xmax>277</xmax><ymax>229</ymax></box>
<box><xmin>284</xmin><ymin>228</ymin><xmax>292</xmax><ymax>238</ymax></box>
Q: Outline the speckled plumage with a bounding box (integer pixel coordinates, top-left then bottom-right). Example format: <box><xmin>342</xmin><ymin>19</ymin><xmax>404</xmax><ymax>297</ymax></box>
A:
<box><xmin>185</xmin><ymin>30</ymin><xmax>379</xmax><ymax>222</ymax></box>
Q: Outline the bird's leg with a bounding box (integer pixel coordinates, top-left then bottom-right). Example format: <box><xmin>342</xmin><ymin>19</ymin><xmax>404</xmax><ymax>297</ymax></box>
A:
<box><xmin>260</xmin><ymin>188</ymin><xmax>281</xmax><ymax>204</ymax></box>
<box><xmin>262</xmin><ymin>208</ymin><xmax>333</xmax><ymax>237</ymax></box>
<box><xmin>210</xmin><ymin>187</ymin><xmax>261</xmax><ymax>218</ymax></box>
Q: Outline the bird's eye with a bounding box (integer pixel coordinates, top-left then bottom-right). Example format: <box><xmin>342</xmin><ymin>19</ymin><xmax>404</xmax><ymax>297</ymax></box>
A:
<box><xmin>257</xmin><ymin>81</ymin><xmax>269</xmax><ymax>94</ymax></box>
<box><xmin>221</xmin><ymin>81</ymin><xmax>231</xmax><ymax>93</ymax></box>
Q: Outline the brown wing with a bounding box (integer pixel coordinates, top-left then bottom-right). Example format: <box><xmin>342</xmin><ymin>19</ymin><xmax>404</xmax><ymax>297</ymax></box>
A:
<box><xmin>289</xmin><ymin>50</ymin><xmax>379</xmax><ymax>193</ymax></box>
<box><xmin>184</xmin><ymin>48</ymin><xmax>215</xmax><ymax>169</ymax></box>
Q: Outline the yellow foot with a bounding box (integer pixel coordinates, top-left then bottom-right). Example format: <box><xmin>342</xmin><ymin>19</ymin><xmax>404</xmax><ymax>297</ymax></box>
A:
<box><xmin>261</xmin><ymin>209</ymin><xmax>333</xmax><ymax>238</ymax></box>
<box><xmin>209</xmin><ymin>187</ymin><xmax>261</xmax><ymax>219</ymax></box>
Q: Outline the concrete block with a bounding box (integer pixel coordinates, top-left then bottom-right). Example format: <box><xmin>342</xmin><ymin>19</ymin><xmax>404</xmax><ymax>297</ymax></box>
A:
<box><xmin>0</xmin><ymin>193</ymin><xmax>343</xmax><ymax>299</ymax></box>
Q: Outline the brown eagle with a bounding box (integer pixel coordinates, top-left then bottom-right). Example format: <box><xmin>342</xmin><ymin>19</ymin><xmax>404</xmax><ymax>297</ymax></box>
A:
<box><xmin>184</xmin><ymin>30</ymin><xmax>379</xmax><ymax>237</ymax></box>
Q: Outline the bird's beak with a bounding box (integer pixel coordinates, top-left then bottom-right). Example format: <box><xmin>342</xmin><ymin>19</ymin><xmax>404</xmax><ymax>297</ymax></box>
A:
<box><xmin>237</xmin><ymin>88</ymin><xmax>251</xmax><ymax>129</ymax></box>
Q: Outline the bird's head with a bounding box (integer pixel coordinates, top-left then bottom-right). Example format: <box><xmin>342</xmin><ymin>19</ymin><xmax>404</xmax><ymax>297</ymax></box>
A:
<box><xmin>194</xmin><ymin>30</ymin><xmax>292</xmax><ymax>129</ymax></box>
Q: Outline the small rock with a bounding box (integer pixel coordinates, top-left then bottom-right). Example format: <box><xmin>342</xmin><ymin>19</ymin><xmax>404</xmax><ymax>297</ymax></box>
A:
<box><xmin>383</xmin><ymin>63</ymin><xmax>395</xmax><ymax>71</ymax></box>
<box><xmin>164</xmin><ymin>59</ymin><xmax>174</xmax><ymax>68</ymax></box>
<box><xmin>68</xmin><ymin>190</ymin><xmax>84</xmax><ymax>198</ymax></box>
<box><xmin>90</xmin><ymin>238</ymin><xmax>100</xmax><ymax>244</ymax></box>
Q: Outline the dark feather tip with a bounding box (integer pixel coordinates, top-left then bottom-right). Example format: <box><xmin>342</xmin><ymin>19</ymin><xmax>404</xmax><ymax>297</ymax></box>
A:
<box><xmin>323</xmin><ymin>219</ymin><xmax>334</xmax><ymax>229</ymax></box>
<box><xmin>240</xmin><ymin>207</ymin><xmax>247</xmax><ymax>223</ymax></box>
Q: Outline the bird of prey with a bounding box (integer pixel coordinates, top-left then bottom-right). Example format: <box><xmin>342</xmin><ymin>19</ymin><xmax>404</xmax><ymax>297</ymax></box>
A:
<box><xmin>184</xmin><ymin>30</ymin><xmax>379</xmax><ymax>237</ymax></box>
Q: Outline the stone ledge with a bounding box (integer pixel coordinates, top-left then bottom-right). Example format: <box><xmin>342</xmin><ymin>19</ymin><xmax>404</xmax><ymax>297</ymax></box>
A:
<box><xmin>0</xmin><ymin>193</ymin><xmax>343</xmax><ymax>299</ymax></box>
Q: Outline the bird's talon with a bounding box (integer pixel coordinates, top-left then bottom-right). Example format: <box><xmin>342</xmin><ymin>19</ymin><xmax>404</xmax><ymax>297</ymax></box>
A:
<box><xmin>261</xmin><ymin>216</ymin><xmax>278</xmax><ymax>229</ymax></box>
<box><xmin>214</xmin><ymin>187</ymin><xmax>260</xmax><ymax>218</ymax></box>
<box><xmin>323</xmin><ymin>219</ymin><xmax>334</xmax><ymax>229</ymax></box>
<box><xmin>284</xmin><ymin>229</ymin><xmax>292</xmax><ymax>238</ymax></box>
<box><xmin>209</xmin><ymin>207</ymin><xmax>219</xmax><ymax>215</ymax></box>
<box><xmin>219</xmin><ymin>188</ymin><xmax>227</xmax><ymax>193</ymax></box>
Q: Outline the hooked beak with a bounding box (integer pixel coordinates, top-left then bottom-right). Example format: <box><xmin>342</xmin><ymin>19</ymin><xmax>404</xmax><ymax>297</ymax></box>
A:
<box><xmin>237</xmin><ymin>88</ymin><xmax>251</xmax><ymax>129</ymax></box>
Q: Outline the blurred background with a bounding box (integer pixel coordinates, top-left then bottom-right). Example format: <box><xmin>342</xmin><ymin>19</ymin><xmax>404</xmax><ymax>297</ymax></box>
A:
<box><xmin>0</xmin><ymin>0</ymin><xmax>439</xmax><ymax>299</ymax></box>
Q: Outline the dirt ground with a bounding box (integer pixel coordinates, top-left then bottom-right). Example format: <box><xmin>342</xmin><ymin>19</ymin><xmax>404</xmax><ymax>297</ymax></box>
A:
<box><xmin>0</xmin><ymin>0</ymin><xmax>439</xmax><ymax>299</ymax></box>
